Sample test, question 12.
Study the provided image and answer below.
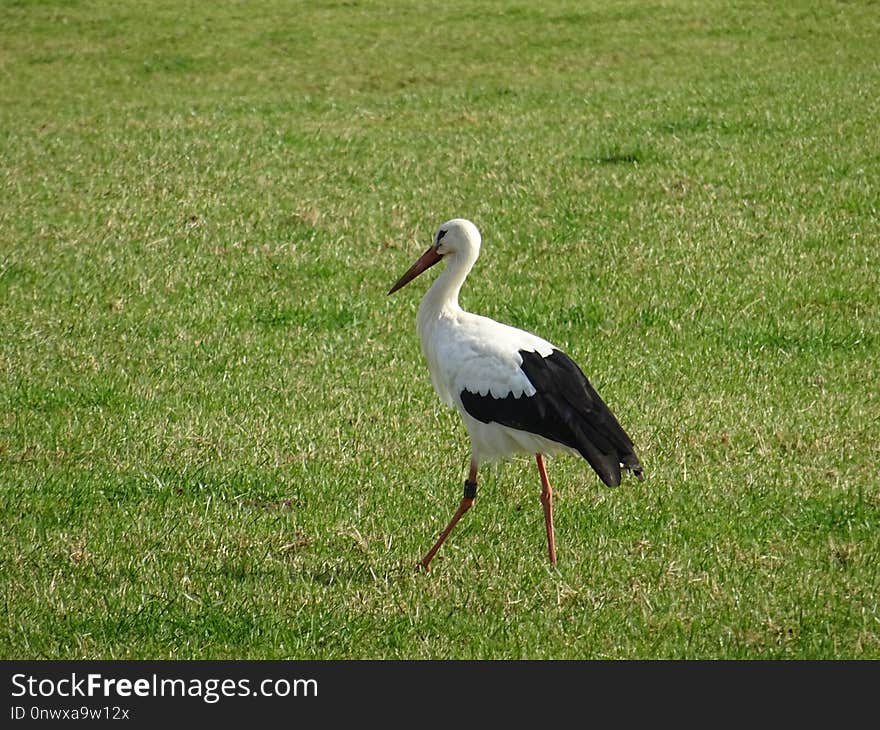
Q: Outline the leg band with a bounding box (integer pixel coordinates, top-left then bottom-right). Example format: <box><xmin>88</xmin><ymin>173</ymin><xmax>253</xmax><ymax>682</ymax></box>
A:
<box><xmin>463</xmin><ymin>479</ymin><xmax>478</xmax><ymax>499</ymax></box>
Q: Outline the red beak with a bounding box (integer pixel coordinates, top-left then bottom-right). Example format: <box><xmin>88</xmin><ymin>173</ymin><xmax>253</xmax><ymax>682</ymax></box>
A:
<box><xmin>388</xmin><ymin>246</ymin><xmax>442</xmax><ymax>295</ymax></box>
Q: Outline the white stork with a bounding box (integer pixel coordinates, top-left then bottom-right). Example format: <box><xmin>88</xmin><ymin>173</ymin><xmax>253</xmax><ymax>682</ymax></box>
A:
<box><xmin>389</xmin><ymin>218</ymin><xmax>643</xmax><ymax>569</ymax></box>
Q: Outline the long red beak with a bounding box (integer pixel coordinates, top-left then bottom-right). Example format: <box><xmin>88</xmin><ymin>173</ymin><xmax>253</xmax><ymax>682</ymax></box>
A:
<box><xmin>388</xmin><ymin>246</ymin><xmax>442</xmax><ymax>295</ymax></box>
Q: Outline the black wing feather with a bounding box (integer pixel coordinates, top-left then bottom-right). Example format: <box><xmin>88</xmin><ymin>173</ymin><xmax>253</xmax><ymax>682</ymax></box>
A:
<box><xmin>460</xmin><ymin>348</ymin><xmax>643</xmax><ymax>487</ymax></box>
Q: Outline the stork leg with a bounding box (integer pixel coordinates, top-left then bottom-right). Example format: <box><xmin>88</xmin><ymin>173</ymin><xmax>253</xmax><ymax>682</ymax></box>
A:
<box><xmin>419</xmin><ymin>460</ymin><xmax>478</xmax><ymax>571</ymax></box>
<box><xmin>536</xmin><ymin>453</ymin><xmax>557</xmax><ymax>566</ymax></box>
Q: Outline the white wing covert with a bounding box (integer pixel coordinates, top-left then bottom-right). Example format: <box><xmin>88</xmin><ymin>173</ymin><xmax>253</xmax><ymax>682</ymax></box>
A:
<box><xmin>433</xmin><ymin>311</ymin><xmax>556</xmax><ymax>405</ymax></box>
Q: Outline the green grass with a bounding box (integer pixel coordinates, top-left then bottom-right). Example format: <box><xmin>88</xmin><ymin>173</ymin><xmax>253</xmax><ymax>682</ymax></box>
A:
<box><xmin>2</xmin><ymin>0</ymin><xmax>879</xmax><ymax>659</ymax></box>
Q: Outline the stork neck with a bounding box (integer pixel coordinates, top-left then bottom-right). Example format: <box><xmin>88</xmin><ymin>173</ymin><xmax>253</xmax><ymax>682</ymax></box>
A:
<box><xmin>421</xmin><ymin>251</ymin><xmax>474</xmax><ymax>314</ymax></box>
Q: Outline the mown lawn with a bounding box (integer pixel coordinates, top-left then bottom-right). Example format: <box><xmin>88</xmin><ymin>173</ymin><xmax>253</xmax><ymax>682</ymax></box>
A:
<box><xmin>1</xmin><ymin>0</ymin><xmax>878</xmax><ymax>658</ymax></box>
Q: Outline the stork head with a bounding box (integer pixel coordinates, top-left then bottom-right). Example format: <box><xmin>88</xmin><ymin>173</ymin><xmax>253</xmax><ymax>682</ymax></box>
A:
<box><xmin>388</xmin><ymin>218</ymin><xmax>481</xmax><ymax>295</ymax></box>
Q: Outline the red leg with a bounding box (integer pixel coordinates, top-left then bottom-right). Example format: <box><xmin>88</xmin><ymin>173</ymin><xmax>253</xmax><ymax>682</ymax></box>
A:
<box><xmin>536</xmin><ymin>453</ymin><xmax>557</xmax><ymax>566</ymax></box>
<box><xmin>419</xmin><ymin>460</ymin><xmax>479</xmax><ymax>571</ymax></box>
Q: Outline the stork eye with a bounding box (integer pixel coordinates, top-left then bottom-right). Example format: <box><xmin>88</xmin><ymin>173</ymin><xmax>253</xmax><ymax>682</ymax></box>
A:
<box><xmin>436</xmin><ymin>229</ymin><xmax>448</xmax><ymax>243</ymax></box>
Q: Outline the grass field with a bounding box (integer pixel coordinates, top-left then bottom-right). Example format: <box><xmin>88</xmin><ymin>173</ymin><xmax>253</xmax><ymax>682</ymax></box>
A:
<box><xmin>2</xmin><ymin>0</ymin><xmax>879</xmax><ymax>659</ymax></box>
